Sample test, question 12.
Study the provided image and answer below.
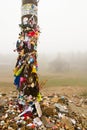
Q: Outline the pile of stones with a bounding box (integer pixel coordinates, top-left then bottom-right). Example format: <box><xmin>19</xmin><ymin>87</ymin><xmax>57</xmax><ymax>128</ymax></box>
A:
<box><xmin>0</xmin><ymin>91</ymin><xmax>87</xmax><ymax>130</ymax></box>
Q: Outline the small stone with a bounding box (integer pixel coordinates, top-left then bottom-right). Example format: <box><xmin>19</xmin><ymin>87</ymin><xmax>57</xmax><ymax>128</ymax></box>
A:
<box><xmin>54</xmin><ymin>103</ymin><xmax>68</xmax><ymax>113</ymax></box>
<box><xmin>0</xmin><ymin>120</ymin><xmax>5</xmax><ymax>125</ymax></box>
<box><xmin>61</xmin><ymin>117</ymin><xmax>74</xmax><ymax>130</ymax></box>
<box><xmin>41</xmin><ymin>116</ymin><xmax>54</xmax><ymax>128</ymax></box>
<box><xmin>70</xmin><ymin>118</ymin><xmax>76</xmax><ymax>125</ymax></box>
<box><xmin>42</xmin><ymin>106</ymin><xmax>56</xmax><ymax>116</ymax></box>
<box><xmin>51</xmin><ymin>96</ymin><xmax>59</xmax><ymax>103</ymax></box>
<box><xmin>0</xmin><ymin>94</ymin><xmax>2</xmax><ymax>98</ymax></box>
<box><xmin>2</xmin><ymin>93</ymin><xmax>7</xmax><ymax>96</ymax></box>
<box><xmin>8</xmin><ymin>126</ymin><xmax>14</xmax><ymax>130</ymax></box>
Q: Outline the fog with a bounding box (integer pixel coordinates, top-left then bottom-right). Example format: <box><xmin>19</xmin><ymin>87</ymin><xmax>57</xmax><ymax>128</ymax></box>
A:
<box><xmin>38</xmin><ymin>52</ymin><xmax>87</xmax><ymax>74</ymax></box>
<box><xmin>1</xmin><ymin>52</ymin><xmax>87</xmax><ymax>76</ymax></box>
<box><xmin>47</xmin><ymin>52</ymin><xmax>87</xmax><ymax>73</ymax></box>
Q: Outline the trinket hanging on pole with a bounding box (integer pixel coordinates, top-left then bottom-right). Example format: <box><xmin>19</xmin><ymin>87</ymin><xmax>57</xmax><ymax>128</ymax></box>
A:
<box><xmin>13</xmin><ymin>0</ymin><xmax>40</xmax><ymax>98</ymax></box>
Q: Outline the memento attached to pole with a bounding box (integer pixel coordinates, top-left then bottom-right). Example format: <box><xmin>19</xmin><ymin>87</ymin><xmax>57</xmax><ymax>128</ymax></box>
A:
<box><xmin>13</xmin><ymin>0</ymin><xmax>40</xmax><ymax>97</ymax></box>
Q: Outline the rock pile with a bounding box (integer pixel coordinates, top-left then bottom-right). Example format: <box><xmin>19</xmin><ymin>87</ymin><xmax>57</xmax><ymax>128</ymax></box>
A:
<box><xmin>0</xmin><ymin>91</ymin><xmax>87</xmax><ymax>130</ymax></box>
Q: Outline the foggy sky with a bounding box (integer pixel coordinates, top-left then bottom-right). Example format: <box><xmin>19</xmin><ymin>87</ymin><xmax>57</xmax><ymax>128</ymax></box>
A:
<box><xmin>0</xmin><ymin>0</ymin><xmax>87</xmax><ymax>55</ymax></box>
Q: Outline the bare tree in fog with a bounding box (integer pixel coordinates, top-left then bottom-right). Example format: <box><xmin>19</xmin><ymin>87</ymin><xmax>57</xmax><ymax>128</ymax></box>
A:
<box><xmin>48</xmin><ymin>54</ymin><xmax>70</xmax><ymax>73</ymax></box>
<box><xmin>48</xmin><ymin>52</ymin><xmax>87</xmax><ymax>73</ymax></box>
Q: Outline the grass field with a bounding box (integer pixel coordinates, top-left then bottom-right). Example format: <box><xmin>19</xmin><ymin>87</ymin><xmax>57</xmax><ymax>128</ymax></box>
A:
<box><xmin>0</xmin><ymin>67</ymin><xmax>87</xmax><ymax>96</ymax></box>
<box><xmin>1</xmin><ymin>72</ymin><xmax>87</xmax><ymax>87</ymax></box>
<box><xmin>39</xmin><ymin>72</ymin><xmax>87</xmax><ymax>87</ymax></box>
<box><xmin>39</xmin><ymin>73</ymin><xmax>87</xmax><ymax>96</ymax></box>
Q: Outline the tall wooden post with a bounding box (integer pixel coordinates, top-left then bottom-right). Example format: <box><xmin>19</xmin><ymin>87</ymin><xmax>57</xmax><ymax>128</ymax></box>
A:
<box><xmin>14</xmin><ymin>0</ymin><xmax>40</xmax><ymax>98</ymax></box>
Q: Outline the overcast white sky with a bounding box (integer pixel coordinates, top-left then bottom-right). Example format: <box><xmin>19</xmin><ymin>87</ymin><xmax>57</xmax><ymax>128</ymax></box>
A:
<box><xmin>0</xmin><ymin>0</ymin><xmax>87</xmax><ymax>55</ymax></box>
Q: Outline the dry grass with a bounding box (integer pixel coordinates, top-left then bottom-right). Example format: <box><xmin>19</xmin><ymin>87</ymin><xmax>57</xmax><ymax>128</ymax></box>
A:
<box><xmin>0</xmin><ymin>65</ymin><xmax>87</xmax><ymax>97</ymax></box>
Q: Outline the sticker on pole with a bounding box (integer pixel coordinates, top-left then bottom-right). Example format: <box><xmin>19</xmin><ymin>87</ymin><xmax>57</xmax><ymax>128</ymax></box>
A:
<box><xmin>22</xmin><ymin>4</ymin><xmax>38</xmax><ymax>16</ymax></box>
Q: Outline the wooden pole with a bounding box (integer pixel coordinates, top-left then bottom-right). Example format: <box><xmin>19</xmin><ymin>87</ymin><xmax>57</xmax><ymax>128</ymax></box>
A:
<box><xmin>14</xmin><ymin>0</ymin><xmax>40</xmax><ymax>97</ymax></box>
